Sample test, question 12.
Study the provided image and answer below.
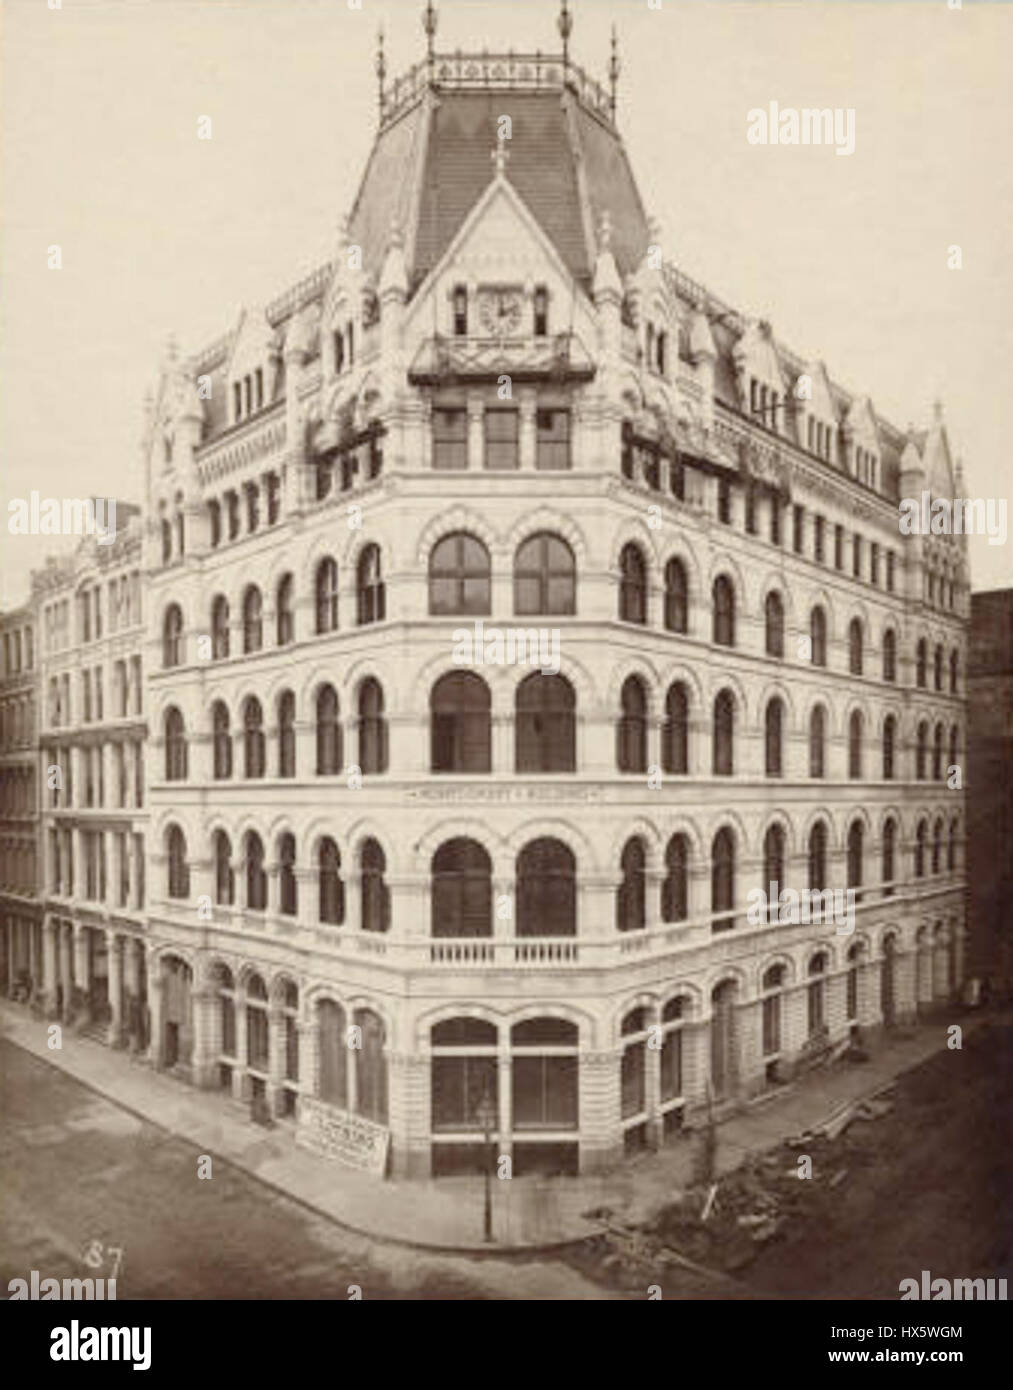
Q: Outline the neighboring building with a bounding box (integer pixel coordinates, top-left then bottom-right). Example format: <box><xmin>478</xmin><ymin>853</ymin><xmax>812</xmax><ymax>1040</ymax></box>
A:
<box><xmin>967</xmin><ymin>589</ymin><xmax>1013</xmax><ymax>994</ymax></box>
<box><xmin>0</xmin><ymin>604</ymin><xmax>41</xmax><ymax>997</ymax></box>
<box><xmin>5</xmin><ymin>6</ymin><xmax>970</xmax><ymax>1179</ymax></box>
<box><xmin>26</xmin><ymin>509</ymin><xmax>149</xmax><ymax>1043</ymax></box>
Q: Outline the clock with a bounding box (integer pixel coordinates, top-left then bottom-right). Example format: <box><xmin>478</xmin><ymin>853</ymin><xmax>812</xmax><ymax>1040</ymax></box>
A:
<box><xmin>478</xmin><ymin>288</ymin><xmax>524</xmax><ymax>337</ymax></box>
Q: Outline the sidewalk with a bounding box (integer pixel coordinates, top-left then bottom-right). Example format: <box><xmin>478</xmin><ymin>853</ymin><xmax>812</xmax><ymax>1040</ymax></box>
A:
<box><xmin>0</xmin><ymin>1001</ymin><xmax>993</xmax><ymax>1252</ymax></box>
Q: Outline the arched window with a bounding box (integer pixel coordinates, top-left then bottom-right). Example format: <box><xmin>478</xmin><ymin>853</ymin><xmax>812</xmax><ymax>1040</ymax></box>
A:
<box><xmin>279</xmin><ymin>833</ymin><xmax>297</xmax><ymax>916</ymax></box>
<box><xmin>160</xmin><ymin>518</ymin><xmax>172</xmax><ymax>564</ymax></box>
<box><xmin>354</xmin><ymin>1008</ymin><xmax>388</xmax><ymax>1124</ymax></box>
<box><xmin>315</xmin><ymin>557</ymin><xmax>339</xmax><ymax>634</ymax></box>
<box><xmin>243</xmin><ymin>697</ymin><xmax>265</xmax><ymax>779</ymax></box>
<box><xmin>712</xmin><ymin>575</ymin><xmax>735</xmax><ymax>647</ymax></box>
<box><xmin>214</xmin><ymin>831</ymin><xmax>234</xmax><ymax>906</ymax></box>
<box><xmin>932</xmin><ymin>818</ymin><xmax>943</xmax><ymax>875</ymax></box>
<box><xmin>514</xmin><ymin>533</ymin><xmax>576</xmax><ymax>616</ymax></box>
<box><xmin>914</xmin><ymin>820</ymin><xmax>927</xmax><ymax>878</ymax></box>
<box><xmin>621</xmin><ymin>1007</ymin><xmax>648</xmax><ymax>1118</ymax></box>
<box><xmin>808</xmin><ymin>821</ymin><xmax>828</xmax><ymax>893</ymax></box>
<box><xmin>933</xmin><ymin>645</ymin><xmax>943</xmax><ymax>692</ymax></box>
<box><xmin>762</xmin><ymin>964</ymin><xmax>786</xmax><ymax>1056</ymax></box>
<box><xmin>713</xmin><ymin>688</ymin><xmax>734</xmax><ymax>776</ymax></box>
<box><xmin>277</xmin><ymin>691</ymin><xmax>296</xmax><ymax>778</ymax></box>
<box><xmin>517</xmin><ymin>838</ymin><xmax>576</xmax><ymax>937</ymax></box>
<box><xmin>516</xmin><ymin>673</ymin><xmax>575</xmax><ymax>773</ymax></box>
<box><xmin>356</xmin><ymin>545</ymin><xmax>385</xmax><ymax>625</ymax></box>
<box><xmin>617</xmin><ymin>676</ymin><xmax>647</xmax><ymax>773</ymax></box>
<box><xmin>242</xmin><ymin>586</ymin><xmax>263</xmax><ymax>654</ymax></box>
<box><xmin>361</xmin><ymin>839</ymin><xmax>390</xmax><ymax>933</ymax></box>
<box><xmin>765</xmin><ymin>591</ymin><xmax>784</xmax><ymax>658</ymax></box>
<box><xmin>662</xmin><ymin>833</ymin><xmax>689</xmax><ymax>923</ymax></box>
<box><xmin>319</xmin><ymin>838</ymin><xmax>345</xmax><ymax>925</ymax></box>
<box><xmin>212</xmin><ymin>701</ymin><xmax>232</xmax><ymax>780</ymax></box>
<box><xmin>662</xmin><ymin>682</ymin><xmax>689</xmax><ymax>774</ymax></box>
<box><xmin>765</xmin><ymin>698</ymin><xmax>784</xmax><ymax>777</ymax></box>
<box><xmin>807</xmin><ymin>954</ymin><xmax>828</xmax><ymax>1037</ymax></box>
<box><xmin>276</xmin><ymin>574</ymin><xmax>294</xmax><ymax>646</ymax></box>
<box><xmin>848</xmin><ymin>618</ymin><xmax>863</xmax><ymax>676</ymax></box>
<box><xmin>809</xmin><ymin>705</ymin><xmax>826</xmax><ymax>778</ymax></box>
<box><xmin>164</xmin><ymin>706</ymin><xmax>187</xmax><ymax>781</ymax></box>
<box><xmin>432</xmin><ymin>839</ymin><xmax>492</xmax><ymax>938</ymax></box>
<box><xmin>316</xmin><ymin>685</ymin><xmax>342</xmax><ymax>775</ymax></box>
<box><xmin>211</xmin><ymin>596</ymin><xmax>230</xmax><ymax>660</ymax></box>
<box><xmin>711</xmin><ymin>827</ymin><xmax>735</xmax><ymax>933</ymax></box>
<box><xmin>617</xmin><ymin>837</ymin><xmax>646</xmax><ymax>933</ymax></box>
<box><xmin>882</xmin><ymin>628</ymin><xmax>896</xmax><ymax>682</ymax></box>
<box><xmin>915</xmin><ymin>638</ymin><xmax>927</xmax><ymax>688</ymax></box>
<box><xmin>882</xmin><ymin>715</ymin><xmax>896</xmax><ymax>780</ymax></box>
<box><xmin>949</xmin><ymin>649</ymin><xmax>959</xmax><ymax>694</ymax></box>
<box><xmin>162</xmin><ymin>604</ymin><xmax>183</xmax><ymax>668</ymax></box>
<box><xmin>933</xmin><ymin>723</ymin><xmax>944</xmax><ymax>781</ymax></box>
<box><xmin>208</xmin><ymin>499</ymin><xmax>222</xmax><ymax>548</ymax></box>
<box><xmin>619</xmin><ymin>543</ymin><xmax>647</xmax><ymax>625</ymax></box>
<box><xmin>810</xmin><ymin>606</ymin><xmax>827</xmax><ymax>667</ymax></box>
<box><xmin>916</xmin><ymin>721</ymin><xmax>928</xmax><ymax>780</ymax></box>
<box><xmin>848</xmin><ymin>710</ymin><xmax>863</xmax><ymax>779</ymax></box>
<box><xmin>847</xmin><ymin>820</ymin><xmax>863</xmax><ymax>896</ymax></box>
<box><xmin>664</xmin><ymin>558</ymin><xmax>688</xmax><ymax>634</ymax></box>
<box><xmin>245</xmin><ymin>832</ymin><xmax>266</xmax><ymax>911</ymax></box>
<box><xmin>762</xmin><ymin>824</ymin><xmax>785</xmax><ymax>921</ymax></box>
<box><xmin>882</xmin><ymin>818</ymin><xmax>896</xmax><ymax>896</ymax></box>
<box><xmin>948</xmin><ymin>724</ymin><xmax>958</xmax><ymax>775</ymax></box>
<box><xmin>167</xmin><ymin>825</ymin><xmax>189</xmax><ymax>899</ymax></box>
<box><xmin>429</xmin><ymin>533</ymin><xmax>490</xmax><ymax>615</ymax></box>
<box><xmin>948</xmin><ymin>818</ymin><xmax>958</xmax><ymax>873</ymax></box>
<box><xmin>358</xmin><ymin>678</ymin><xmax>388</xmax><ymax>774</ymax></box>
<box><xmin>431</xmin><ymin>672</ymin><xmax>491</xmax><ymax>773</ymax></box>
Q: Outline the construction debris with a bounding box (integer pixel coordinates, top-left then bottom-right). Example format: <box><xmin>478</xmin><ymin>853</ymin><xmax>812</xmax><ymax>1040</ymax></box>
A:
<box><xmin>700</xmin><ymin>1183</ymin><xmax>719</xmax><ymax>1221</ymax></box>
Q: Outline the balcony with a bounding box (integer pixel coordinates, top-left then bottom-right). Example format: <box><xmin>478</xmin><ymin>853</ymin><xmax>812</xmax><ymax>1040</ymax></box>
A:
<box><xmin>408</xmin><ymin>332</ymin><xmax>594</xmax><ymax>387</ymax></box>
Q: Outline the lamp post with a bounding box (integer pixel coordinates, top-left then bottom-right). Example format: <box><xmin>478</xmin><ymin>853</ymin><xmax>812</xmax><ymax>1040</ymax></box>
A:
<box><xmin>475</xmin><ymin>1086</ymin><xmax>496</xmax><ymax>1243</ymax></box>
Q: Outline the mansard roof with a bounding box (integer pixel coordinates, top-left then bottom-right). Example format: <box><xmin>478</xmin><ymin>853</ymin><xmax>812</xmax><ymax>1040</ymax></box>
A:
<box><xmin>176</xmin><ymin>41</ymin><xmax>941</xmax><ymax>499</ymax></box>
<box><xmin>347</xmin><ymin>85</ymin><xmax>650</xmax><ymax>296</ymax></box>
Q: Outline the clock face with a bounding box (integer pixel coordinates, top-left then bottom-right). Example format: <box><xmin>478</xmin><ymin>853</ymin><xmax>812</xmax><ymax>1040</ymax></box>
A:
<box><xmin>479</xmin><ymin>289</ymin><xmax>524</xmax><ymax>337</ymax></box>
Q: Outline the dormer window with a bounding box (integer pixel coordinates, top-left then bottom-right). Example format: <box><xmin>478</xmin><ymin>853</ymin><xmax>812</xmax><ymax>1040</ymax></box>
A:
<box><xmin>363</xmin><ymin>292</ymin><xmax>380</xmax><ymax>329</ymax></box>
<box><xmin>656</xmin><ymin>331</ymin><xmax>667</xmax><ymax>375</ymax></box>
<box><xmin>233</xmin><ymin>383</ymin><xmax>242</xmax><ymax>423</ymax></box>
<box><xmin>333</xmin><ymin>331</ymin><xmax>345</xmax><ymax>374</ymax></box>
<box><xmin>534</xmin><ymin>286</ymin><xmax>548</xmax><ymax>337</ymax></box>
<box><xmin>255</xmin><ymin>368</ymin><xmax>264</xmax><ymax>410</ymax></box>
<box><xmin>453</xmin><ymin>286</ymin><xmax>468</xmax><ymax>337</ymax></box>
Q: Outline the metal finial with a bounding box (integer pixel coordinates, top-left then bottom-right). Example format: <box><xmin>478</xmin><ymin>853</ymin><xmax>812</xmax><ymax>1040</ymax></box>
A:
<box><xmin>423</xmin><ymin>1</ymin><xmax>437</xmax><ymax>60</ymax></box>
<box><xmin>609</xmin><ymin>26</ymin><xmax>620</xmax><ymax>118</ymax></box>
<box><xmin>376</xmin><ymin>26</ymin><xmax>386</xmax><ymax>117</ymax></box>
<box><xmin>558</xmin><ymin>0</ymin><xmax>572</xmax><ymax>65</ymax></box>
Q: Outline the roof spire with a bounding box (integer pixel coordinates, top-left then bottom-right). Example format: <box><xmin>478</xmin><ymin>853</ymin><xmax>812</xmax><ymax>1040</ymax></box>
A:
<box><xmin>491</xmin><ymin>132</ymin><xmax>510</xmax><ymax>179</ymax></box>
<box><xmin>423</xmin><ymin>1</ymin><xmax>437</xmax><ymax>62</ymax></box>
<box><xmin>375</xmin><ymin>26</ymin><xmax>386</xmax><ymax>120</ymax></box>
<box><xmin>609</xmin><ymin>25</ymin><xmax>620</xmax><ymax>118</ymax></box>
<box><xmin>558</xmin><ymin>0</ymin><xmax>573</xmax><ymax>67</ymax></box>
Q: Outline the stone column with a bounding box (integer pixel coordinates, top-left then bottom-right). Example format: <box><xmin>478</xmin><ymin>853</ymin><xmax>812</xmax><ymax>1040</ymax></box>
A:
<box><xmin>231</xmin><ymin>995</ymin><xmax>248</xmax><ymax>1101</ymax></box>
<box><xmin>467</xmin><ymin>392</ymin><xmax>484</xmax><ymax>470</ymax></box>
<box><xmin>191</xmin><ymin>986</ymin><xmax>219</xmax><ymax>1089</ymax></box>
<box><xmin>497</xmin><ymin>1054</ymin><xmax>512</xmax><ymax>1170</ymax></box>
<box><xmin>146</xmin><ymin>958</ymin><xmax>164</xmax><ymax>1068</ymax></box>
<box><xmin>59</xmin><ymin>923</ymin><xmax>73</xmax><ymax>1020</ymax></box>
<box><xmin>42</xmin><ymin>916</ymin><xmax>59</xmax><ymax>1016</ymax></box>
<box><xmin>106</xmin><ymin>932</ymin><xmax>123</xmax><ymax>1047</ymax></box>
<box><xmin>518</xmin><ymin>388</ymin><xmax>536</xmax><ymax>469</ymax></box>
<box><xmin>579</xmin><ymin>1051</ymin><xmax>622</xmax><ymax>1173</ymax></box>
<box><xmin>73</xmin><ymin>923</ymin><xmax>90</xmax><ymax>1024</ymax></box>
<box><xmin>491</xmin><ymin>713</ymin><xmax>511</xmax><ymax>775</ymax></box>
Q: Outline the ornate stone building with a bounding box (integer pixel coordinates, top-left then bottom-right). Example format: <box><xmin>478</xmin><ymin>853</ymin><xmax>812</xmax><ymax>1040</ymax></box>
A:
<box><xmin>134</xmin><ymin>5</ymin><xmax>967</xmax><ymax>1176</ymax></box>
<box><xmin>0</xmin><ymin>604</ymin><xmax>40</xmax><ymax>998</ymax></box>
<box><xmin>25</xmin><ymin>513</ymin><xmax>150</xmax><ymax>1044</ymax></box>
